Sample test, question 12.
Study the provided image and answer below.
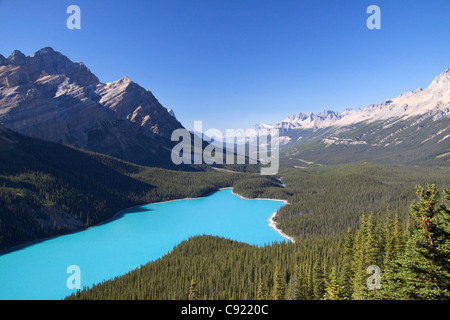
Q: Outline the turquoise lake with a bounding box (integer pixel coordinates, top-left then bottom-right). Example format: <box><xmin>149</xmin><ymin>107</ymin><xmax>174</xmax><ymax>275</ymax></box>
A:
<box><xmin>0</xmin><ymin>188</ymin><xmax>287</xmax><ymax>300</ymax></box>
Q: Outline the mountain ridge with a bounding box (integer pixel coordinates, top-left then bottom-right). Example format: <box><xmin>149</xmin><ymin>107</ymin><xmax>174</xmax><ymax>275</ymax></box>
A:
<box><xmin>244</xmin><ymin>68</ymin><xmax>450</xmax><ymax>166</ymax></box>
<box><xmin>253</xmin><ymin>67</ymin><xmax>450</xmax><ymax>133</ymax></box>
<box><xmin>0</xmin><ymin>47</ymin><xmax>183</xmax><ymax>168</ymax></box>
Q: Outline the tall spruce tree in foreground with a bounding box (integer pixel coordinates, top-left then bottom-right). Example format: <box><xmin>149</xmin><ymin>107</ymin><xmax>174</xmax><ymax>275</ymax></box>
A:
<box><xmin>380</xmin><ymin>185</ymin><xmax>450</xmax><ymax>299</ymax></box>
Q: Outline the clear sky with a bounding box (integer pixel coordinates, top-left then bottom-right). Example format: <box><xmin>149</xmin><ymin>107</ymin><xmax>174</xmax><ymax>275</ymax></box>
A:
<box><xmin>1</xmin><ymin>0</ymin><xmax>449</xmax><ymax>131</ymax></box>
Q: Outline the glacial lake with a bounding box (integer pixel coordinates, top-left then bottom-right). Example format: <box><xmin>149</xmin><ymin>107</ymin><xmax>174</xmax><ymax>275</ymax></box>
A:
<box><xmin>0</xmin><ymin>188</ymin><xmax>287</xmax><ymax>300</ymax></box>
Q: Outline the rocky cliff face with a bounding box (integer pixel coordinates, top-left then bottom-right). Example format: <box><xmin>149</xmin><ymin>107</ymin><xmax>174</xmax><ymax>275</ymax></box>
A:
<box><xmin>0</xmin><ymin>47</ymin><xmax>183</xmax><ymax>168</ymax></box>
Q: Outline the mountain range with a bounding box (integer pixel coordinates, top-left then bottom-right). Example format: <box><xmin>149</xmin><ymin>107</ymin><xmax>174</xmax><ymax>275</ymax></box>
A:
<box><xmin>247</xmin><ymin>68</ymin><xmax>450</xmax><ymax>166</ymax></box>
<box><xmin>0</xmin><ymin>47</ymin><xmax>183</xmax><ymax>168</ymax></box>
<box><xmin>260</xmin><ymin>68</ymin><xmax>449</xmax><ymax>131</ymax></box>
<box><xmin>1</xmin><ymin>47</ymin><xmax>449</xmax><ymax>169</ymax></box>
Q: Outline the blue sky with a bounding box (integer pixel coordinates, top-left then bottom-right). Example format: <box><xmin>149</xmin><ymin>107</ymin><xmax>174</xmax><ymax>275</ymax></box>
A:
<box><xmin>1</xmin><ymin>0</ymin><xmax>449</xmax><ymax>131</ymax></box>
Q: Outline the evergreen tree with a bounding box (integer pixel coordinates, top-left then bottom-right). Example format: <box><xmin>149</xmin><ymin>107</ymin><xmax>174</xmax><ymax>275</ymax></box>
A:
<box><xmin>382</xmin><ymin>185</ymin><xmax>450</xmax><ymax>299</ymax></box>
<box><xmin>312</xmin><ymin>261</ymin><xmax>326</xmax><ymax>300</ymax></box>
<box><xmin>188</xmin><ymin>277</ymin><xmax>200</xmax><ymax>300</ymax></box>
<box><xmin>324</xmin><ymin>267</ymin><xmax>346</xmax><ymax>300</ymax></box>
<box><xmin>375</xmin><ymin>211</ymin><xmax>385</xmax><ymax>265</ymax></box>
<box><xmin>393</xmin><ymin>206</ymin><xmax>404</xmax><ymax>255</ymax></box>
<box><xmin>305</xmin><ymin>265</ymin><xmax>314</xmax><ymax>300</ymax></box>
<box><xmin>365</xmin><ymin>213</ymin><xmax>381</xmax><ymax>267</ymax></box>
<box><xmin>272</xmin><ymin>264</ymin><xmax>285</xmax><ymax>300</ymax></box>
<box><xmin>351</xmin><ymin>213</ymin><xmax>369</xmax><ymax>299</ymax></box>
<box><xmin>383</xmin><ymin>206</ymin><xmax>395</xmax><ymax>270</ymax></box>
<box><xmin>286</xmin><ymin>276</ymin><xmax>295</xmax><ymax>300</ymax></box>
<box><xmin>340</xmin><ymin>227</ymin><xmax>354</xmax><ymax>299</ymax></box>
<box><xmin>293</xmin><ymin>264</ymin><xmax>304</xmax><ymax>300</ymax></box>
<box><xmin>256</xmin><ymin>275</ymin><xmax>266</xmax><ymax>300</ymax></box>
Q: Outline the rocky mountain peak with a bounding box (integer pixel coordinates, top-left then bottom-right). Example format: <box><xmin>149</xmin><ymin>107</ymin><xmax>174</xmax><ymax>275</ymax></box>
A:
<box><xmin>0</xmin><ymin>47</ymin><xmax>100</xmax><ymax>87</ymax></box>
<box><xmin>431</xmin><ymin>67</ymin><xmax>450</xmax><ymax>86</ymax></box>
<box><xmin>30</xmin><ymin>47</ymin><xmax>100</xmax><ymax>86</ymax></box>
<box><xmin>7</xmin><ymin>50</ymin><xmax>27</xmax><ymax>65</ymax></box>
<box><xmin>119</xmin><ymin>76</ymin><xmax>132</xmax><ymax>83</ymax></box>
<box><xmin>168</xmin><ymin>108</ymin><xmax>177</xmax><ymax>119</ymax></box>
<box><xmin>281</xmin><ymin>110</ymin><xmax>341</xmax><ymax>130</ymax></box>
<box><xmin>32</xmin><ymin>46</ymin><xmax>57</xmax><ymax>57</ymax></box>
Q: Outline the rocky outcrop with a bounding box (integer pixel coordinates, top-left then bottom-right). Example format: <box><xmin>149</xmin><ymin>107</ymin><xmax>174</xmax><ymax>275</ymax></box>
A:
<box><xmin>322</xmin><ymin>137</ymin><xmax>367</xmax><ymax>146</ymax></box>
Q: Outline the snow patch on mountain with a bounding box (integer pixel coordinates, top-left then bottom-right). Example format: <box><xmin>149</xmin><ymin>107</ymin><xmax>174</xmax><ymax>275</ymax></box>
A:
<box><xmin>250</xmin><ymin>68</ymin><xmax>450</xmax><ymax>134</ymax></box>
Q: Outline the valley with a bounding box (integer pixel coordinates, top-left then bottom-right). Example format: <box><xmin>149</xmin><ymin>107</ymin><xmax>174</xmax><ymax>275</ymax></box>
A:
<box><xmin>0</xmin><ymin>47</ymin><xmax>449</xmax><ymax>301</ymax></box>
<box><xmin>0</xmin><ymin>188</ymin><xmax>286</xmax><ymax>300</ymax></box>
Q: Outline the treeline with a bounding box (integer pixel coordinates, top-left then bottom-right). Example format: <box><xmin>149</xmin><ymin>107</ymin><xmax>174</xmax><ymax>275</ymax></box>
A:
<box><xmin>67</xmin><ymin>185</ymin><xmax>450</xmax><ymax>300</ymax></box>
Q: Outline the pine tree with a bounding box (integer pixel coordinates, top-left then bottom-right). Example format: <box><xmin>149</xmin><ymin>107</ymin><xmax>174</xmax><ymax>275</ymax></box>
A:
<box><xmin>188</xmin><ymin>277</ymin><xmax>200</xmax><ymax>300</ymax></box>
<box><xmin>305</xmin><ymin>265</ymin><xmax>314</xmax><ymax>300</ymax></box>
<box><xmin>323</xmin><ymin>267</ymin><xmax>346</xmax><ymax>300</ymax></box>
<box><xmin>286</xmin><ymin>276</ymin><xmax>295</xmax><ymax>300</ymax></box>
<box><xmin>340</xmin><ymin>227</ymin><xmax>354</xmax><ymax>299</ymax></box>
<box><xmin>272</xmin><ymin>264</ymin><xmax>285</xmax><ymax>300</ymax></box>
<box><xmin>312</xmin><ymin>261</ymin><xmax>325</xmax><ymax>300</ymax></box>
<box><xmin>382</xmin><ymin>185</ymin><xmax>450</xmax><ymax>299</ymax></box>
<box><xmin>351</xmin><ymin>213</ymin><xmax>368</xmax><ymax>299</ymax></box>
<box><xmin>256</xmin><ymin>275</ymin><xmax>266</xmax><ymax>300</ymax></box>
<box><xmin>375</xmin><ymin>211</ymin><xmax>385</xmax><ymax>265</ymax></box>
<box><xmin>365</xmin><ymin>213</ymin><xmax>381</xmax><ymax>267</ymax></box>
<box><xmin>383</xmin><ymin>206</ymin><xmax>395</xmax><ymax>270</ymax></box>
<box><xmin>293</xmin><ymin>264</ymin><xmax>304</xmax><ymax>300</ymax></box>
<box><xmin>393</xmin><ymin>206</ymin><xmax>403</xmax><ymax>255</ymax></box>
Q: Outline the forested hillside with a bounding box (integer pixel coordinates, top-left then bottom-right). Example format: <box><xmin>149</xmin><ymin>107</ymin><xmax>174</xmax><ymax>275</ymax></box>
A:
<box><xmin>67</xmin><ymin>185</ymin><xmax>450</xmax><ymax>300</ymax></box>
<box><xmin>0</xmin><ymin>126</ymin><xmax>279</xmax><ymax>252</ymax></box>
<box><xmin>232</xmin><ymin>162</ymin><xmax>450</xmax><ymax>240</ymax></box>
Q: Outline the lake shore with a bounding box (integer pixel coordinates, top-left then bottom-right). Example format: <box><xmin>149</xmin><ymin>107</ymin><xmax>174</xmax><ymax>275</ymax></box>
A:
<box><xmin>226</xmin><ymin>188</ymin><xmax>295</xmax><ymax>243</ymax></box>
<box><xmin>0</xmin><ymin>189</ymin><xmax>223</xmax><ymax>255</ymax></box>
<box><xmin>1</xmin><ymin>186</ymin><xmax>293</xmax><ymax>255</ymax></box>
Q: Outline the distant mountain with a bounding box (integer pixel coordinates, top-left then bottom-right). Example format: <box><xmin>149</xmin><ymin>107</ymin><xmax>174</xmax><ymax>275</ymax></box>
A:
<box><xmin>0</xmin><ymin>47</ymin><xmax>183</xmax><ymax>168</ymax></box>
<box><xmin>249</xmin><ymin>68</ymin><xmax>450</xmax><ymax>165</ymax></box>
<box><xmin>256</xmin><ymin>68</ymin><xmax>450</xmax><ymax>132</ymax></box>
<box><xmin>272</xmin><ymin>110</ymin><xmax>342</xmax><ymax>132</ymax></box>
